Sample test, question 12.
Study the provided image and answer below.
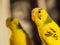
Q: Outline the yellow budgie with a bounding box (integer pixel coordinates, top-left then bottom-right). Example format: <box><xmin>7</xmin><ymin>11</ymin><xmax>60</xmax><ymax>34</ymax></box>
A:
<box><xmin>32</xmin><ymin>8</ymin><xmax>60</xmax><ymax>45</ymax></box>
<box><xmin>6</xmin><ymin>17</ymin><xmax>32</xmax><ymax>45</ymax></box>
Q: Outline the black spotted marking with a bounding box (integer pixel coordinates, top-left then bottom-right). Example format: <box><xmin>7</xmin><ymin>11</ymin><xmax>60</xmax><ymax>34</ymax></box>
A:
<box><xmin>45</xmin><ymin>31</ymin><xmax>58</xmax><ymax>40</ymax></box>
<box><xmin>50</xmin><ymin>28</ymin><xmax>56</xmax><ymax>33</ymax></box>
<box><xmin>38</xmin><ymin>16</ymin><xmax>41</xmax><ymax>20</ymax></box>
<box><xmin>38</xmin><ymin>14</ymin><xmax>42</xmax><ymax>20</ymax></box>
<box><xmin>45</xmin><ymin>31</ymin><xmax>53</xmax><ymax>37</ymax></box>
<box><xmin>53</xmin><ymin>34</ymin><xmax>58</xmax><ymax>40</ymax></box>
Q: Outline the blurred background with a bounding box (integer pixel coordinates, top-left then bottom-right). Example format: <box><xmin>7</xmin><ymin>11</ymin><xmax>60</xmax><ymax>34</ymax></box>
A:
<box><xmin>0</xmin><ymin>0</ymin><xmax>60</xmax><ymax>45</ymax></box>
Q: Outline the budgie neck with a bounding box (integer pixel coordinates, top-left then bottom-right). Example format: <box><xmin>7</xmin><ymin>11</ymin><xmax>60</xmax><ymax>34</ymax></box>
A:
<box><xmin>10</xmin><ymin>23</ymin><xmax>23</xmax><ymax>32</ymax></box>
<box><xmin>43</xmin><ymin>16</ymin><xmax>52</xmax><ymax>27</ymax></box>
<box><xmin>36</xmin><ymin>16</ymin><xmax>52</xmax><ymax>29</ymax></box>
<box><xmin>34</xmin><ymin>17</ymin><xmax>43</xmax><ymax>28</ymax></box>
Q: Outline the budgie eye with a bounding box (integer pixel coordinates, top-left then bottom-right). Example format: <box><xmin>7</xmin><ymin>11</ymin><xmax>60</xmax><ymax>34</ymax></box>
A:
<box><xmin>38</xmin><ymin>10</ymin><xmax>42</xmax><ymax>20</ymax></box>
<box><xmin>10</xmin><ymin>18</ymin><xmax>13</xmax><ymax>21</ymax></box>
<box><xmin>38</xmin><ymin>8</ymin><xmax>43</xmax><ymax>13</ymax></box>
<box><xmin>38</xmin><ymin>10</ymin><xmax>41</xmax><ymax>13</ymax></box>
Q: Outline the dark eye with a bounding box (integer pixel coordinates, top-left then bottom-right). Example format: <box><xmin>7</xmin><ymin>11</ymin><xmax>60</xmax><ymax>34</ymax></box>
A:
<box><xmin>38</xmin><ymin>11</ymin><xmax>41</xmax><ymax>13</ymax></box>
<box><xmin>10</xmin><ymin>18</ymin><xmax>13</xmax><ymax>21</ymax></box>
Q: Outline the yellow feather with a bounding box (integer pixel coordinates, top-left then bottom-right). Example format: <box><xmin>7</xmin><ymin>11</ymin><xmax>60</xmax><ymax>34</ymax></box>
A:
<box><xmin>6</xmin><ymin>17</ymin><xmax>32</xmax><ymax>45</ymax></box>
<box><xmin>32</xmin><ymin>8</ymin><xmax>60</xmax><ymax>45</ymax></box>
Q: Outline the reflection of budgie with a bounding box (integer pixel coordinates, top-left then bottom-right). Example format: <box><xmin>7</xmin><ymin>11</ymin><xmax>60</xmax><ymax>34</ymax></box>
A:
<box><xmin>12</xmin><ymin>2</ymin><xmax>35</xmax><ymax>45</ymax></box>
<box><xmin>6</xmin><ymin>17</ymin><xmax>32</xmax><ymax>45</ymax></box>
<box><xmin>32</xmin><ymin>8</ymin><xmax>60</xmax><ymax>45</ymax></box>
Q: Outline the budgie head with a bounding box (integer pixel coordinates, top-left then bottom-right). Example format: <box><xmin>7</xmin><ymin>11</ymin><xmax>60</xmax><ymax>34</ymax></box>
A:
<box><xmin>32</xmin><ymin>8</ymin><xmax>51</xmax><ymax>27</ymax></box>
<box><xmin>6</xmin><ymin>17</ymin><xmax>19</xmax><ymax>30</ymax></box>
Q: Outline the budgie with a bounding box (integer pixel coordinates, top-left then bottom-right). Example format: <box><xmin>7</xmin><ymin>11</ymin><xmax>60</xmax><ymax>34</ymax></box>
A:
<box><xmin>12</xmin><ymin>1</ymin><xmax>35</xmax><ymax>45</ymax></box>
<box><xmin>6</xmin><ymin>17</ymin><xmax>32</xmax><ymax>45</ymax></box>
<box><xmin>32</xmin><ymin>8</ymin><xmax>60</xmax><ymax>45</ymax></box>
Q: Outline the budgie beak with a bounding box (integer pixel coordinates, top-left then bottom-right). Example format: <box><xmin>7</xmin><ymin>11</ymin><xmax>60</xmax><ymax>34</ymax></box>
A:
<box><xmin>32</xmin><ymin>12</ymin><xmax>36</xmax><ymax>22</ymax></box>
<box><xmin>6</xmin><ymin>18</ymin><xmax>13</xmax><ymax>27</ymax></box>
<box><xmin>6</xmin><ymin>19</ymin><xmax>10</xmax><ymax>27</ymax></box>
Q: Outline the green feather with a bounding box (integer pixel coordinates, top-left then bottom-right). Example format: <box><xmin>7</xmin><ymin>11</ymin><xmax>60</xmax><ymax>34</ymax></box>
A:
<box><xmin>44</xmin><ymin>16</ymin><xmax>52</xmax><ymax>25</ymax></box>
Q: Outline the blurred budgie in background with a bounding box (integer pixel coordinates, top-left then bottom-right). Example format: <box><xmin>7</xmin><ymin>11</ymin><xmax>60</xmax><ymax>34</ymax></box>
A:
<box><xmin>6</xmin><ymin>17</ymin><xmax>32</xmax><ymax>45</ymax></box>
<box><xmin>11</xmin><ymin>1</ymin><xmax>36</xmax><ymax>45</ymax></box>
